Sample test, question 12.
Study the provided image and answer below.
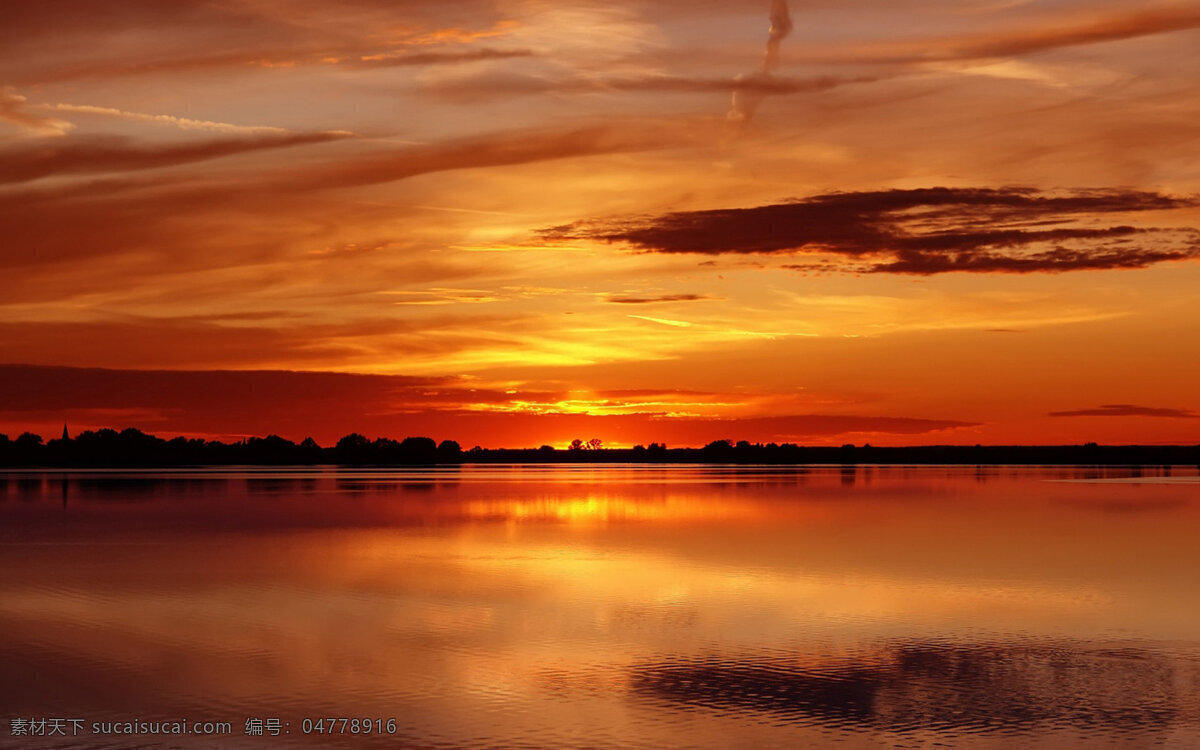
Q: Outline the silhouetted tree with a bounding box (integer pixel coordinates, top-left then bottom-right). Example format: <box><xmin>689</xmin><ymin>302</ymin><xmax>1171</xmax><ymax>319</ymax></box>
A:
<box><xmin>1</xmin><ymin>423</ymin><xmax>1197</xmax><ymax>467</ymax></box>
<box><xmin>335</xmin><ymin>433</ymin><xmax>370</xmax><ymax>463</ymax></box>
<box><xmin>244</xmin><ymin>434</ymin><xmax>298</xmax><ymax>464</ymax></box>
<box><xmin>293</xmin><ymin>436</ymin><xmax>322</xmax><ymax>464</ymax></box>
<box><xmin>12</xmin><ymin>432</ymin><xmax>44</xmax><ymax>464</ymax></box>
<box><xmin>701</xmin><ymin>440</ymin><xmax>734</xmax><ymax>461</ymax></box>
<box><xmin>372</xmin><ymin>437</ymin><xmax>400</xmax><ymax>462</ymax></box>
<box><xmin>399</xmin><ymin>436</ymin><xmax>437</xmax><ymax>463</ymax></box>
<box><xmin>437</xmin><ymin>439</ymin><xmax>463</xmax><ymax>462</ymax></box>
<box><xmin>336</xmin><ymin>433</ymin><xmax>369</xmax><ymax>450</ymax></box>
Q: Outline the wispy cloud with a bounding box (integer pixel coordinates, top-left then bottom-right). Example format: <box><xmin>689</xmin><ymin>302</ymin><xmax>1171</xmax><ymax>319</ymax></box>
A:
<box><xmin>37</xmin><ymin>103</ymin><xmax>294</xmax><ymax>134</ymax></box>
<box><xmin>729</xmin><ymin>0</ymin><xmax>795</xmax><ymax>124</ymax></box>
<box><xmin>279</xmin><ymin>121</ymin><xmax>697</xmax><ymax>191</ymax></box>
<box><xmin>0</xmin><ymin>313</ymin><xmax>517</xmax><ymax>372</ymax></box>
<box><xmin>399</xmin><ymin>19</ymin><xmax>521</xmax><ymax>47</ymax></box>
<box><xmin>794</xmin><ymin>4</ymin><xmax>1200</xmax><ymax>65</ymax></box>
<box><xmin>350</xmin><ymin>48</ymin><xmax>535</xmax><ymax>68</ymax></box>
<box><xmin>4</xmin><ymin>3</ymin><xmax>526</xmax><ymax>84</ymax></box>
<box><xmin>427</xmin><ymin>72</ymin><xmax>872</xmax><ymax>101</ymax></box>
<box><xmin>921</xmin><ymin>4</ymin><xmax>1200</xmax><ymax>61</ymax></box>
<box><xmin>0</xmin><ymin>86</ymin><xmax>72</xmax><ymax>136</ymax></box>
<box><xmin>19</xmin><ymin>46</ymin><xmax>535</xmax><ymax>84</ymax></box>
<box><xmin>627</xmin><ymin>314</ymin><xmax>693</xmax><ymax>327</ymax></box>
<box><xmin>0</xmin><ymin>132</ymin><xmax>354</xmax><ymax>185</ymax></box>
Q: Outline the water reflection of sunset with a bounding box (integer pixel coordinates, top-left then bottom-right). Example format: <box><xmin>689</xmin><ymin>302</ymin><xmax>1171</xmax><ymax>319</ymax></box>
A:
<box><xmin>2</xmin><ymin>467</ymin><xmax>1199</xmax><ymax>748</ymax></box>
<box><xmin>463</xmin><ymin>493</ymin><xmax>762</xmax><ymax>524</ymax></box>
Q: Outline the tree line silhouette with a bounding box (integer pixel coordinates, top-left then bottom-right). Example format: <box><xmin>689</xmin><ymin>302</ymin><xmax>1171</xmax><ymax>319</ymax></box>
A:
<box><xmin>0</xmin><ymin>428</ymin><xmax>1197</xmax><ymax>467</ymax></box>
<box><xmin>0</xmin><ymin>428</ymin><xmax>460</xmax><ymax>467</ymax></box>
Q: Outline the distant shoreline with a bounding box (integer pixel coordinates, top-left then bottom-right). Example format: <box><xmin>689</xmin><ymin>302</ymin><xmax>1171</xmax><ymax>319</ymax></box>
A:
<box><xmin>1</xmin><ymin>427</ymin><xmax>1197</xmax><ymax>467</ymax></box>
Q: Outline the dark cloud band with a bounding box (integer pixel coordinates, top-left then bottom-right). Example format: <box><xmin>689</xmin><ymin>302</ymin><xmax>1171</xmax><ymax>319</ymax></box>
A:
<box><xmin>542</xmin><ymin>187</ymin><xmax>1200</xmax><ymax>275</ymax></box>
<box><xmin>1049</xmin><ymin>404</ymin><xmax>1198</xmax><ymax>419</ymax></box>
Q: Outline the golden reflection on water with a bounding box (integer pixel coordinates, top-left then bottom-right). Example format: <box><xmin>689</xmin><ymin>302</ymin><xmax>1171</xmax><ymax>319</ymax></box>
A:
<box><xmin>1</xmin><ymin>466</ymin><xmax>1199</xmax><ymax>748</ymax></box>
<box><xmin>464</xmin><ymin>493</ymin><xmax>764</xmax><ymax>523</ymax></box>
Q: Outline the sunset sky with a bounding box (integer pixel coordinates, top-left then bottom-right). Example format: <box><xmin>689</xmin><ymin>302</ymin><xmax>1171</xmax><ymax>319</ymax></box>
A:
<box><xmin>2</xmin><ymin>0</ymin><xmax>1199</xmax><ymax>447</ymax></box>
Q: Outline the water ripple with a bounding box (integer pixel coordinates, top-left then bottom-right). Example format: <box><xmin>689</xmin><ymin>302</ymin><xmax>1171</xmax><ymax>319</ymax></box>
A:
<box><xmin>629</xmin><ymin>640</ymin><xmax>1200</xmax><ymax>735</ymax></box>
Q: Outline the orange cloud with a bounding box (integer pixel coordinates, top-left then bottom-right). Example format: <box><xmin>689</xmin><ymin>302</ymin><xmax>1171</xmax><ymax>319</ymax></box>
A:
<box><xmin>794</xmin><ymin>4</ymin><xmax>1200</xmax><ymax>65</ymax></box>
<box><xmin>398</xmin><ymin>19</ymin><xmax>520</xmax><ymax>46</ymax></box>
<box><xmin>3</xmin><ymin>3</ymin><xmax>521</xmax><ymax>84</ymax></box>
<box><xmin>424</xmin><ymin>72</ymin><xmax>874</xmax><ymax>101</ymax></box>
<box><xmin>0</xmin><ymin>132</ymin><xmax>352</xmax><ymax>185</ymax></box>
<box><xmin>36</xmin><ymin>102</ymin><xmax>296</xmax><ymax>134</ymax></box>
<box><xmin>350</xmin><ymin>48</ymin><xmax>534</xmax><ymax>68</ymax></box>
<box><xmin>278</xmin><ymin>121</ymin><xmax>698</xmax><ymax>191</ymax></box>
<box><xmin>0</xmin><ymin>87</ymin><xmax>72</xmax><ymax>136</ymax></box>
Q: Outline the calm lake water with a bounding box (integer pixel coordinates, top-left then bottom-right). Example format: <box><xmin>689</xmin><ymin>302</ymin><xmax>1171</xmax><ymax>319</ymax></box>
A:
<box><xmin>1</xmin><ymin>465</ymin><xmax>1198</xmax><ymax>749</ymax></box>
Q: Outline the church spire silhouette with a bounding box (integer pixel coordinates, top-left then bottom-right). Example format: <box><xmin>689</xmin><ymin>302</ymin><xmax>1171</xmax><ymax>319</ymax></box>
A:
<box><xmin>62</xmin><ymin>423</ymin><xmax>70</xmax><ymax>441</ymax></box>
